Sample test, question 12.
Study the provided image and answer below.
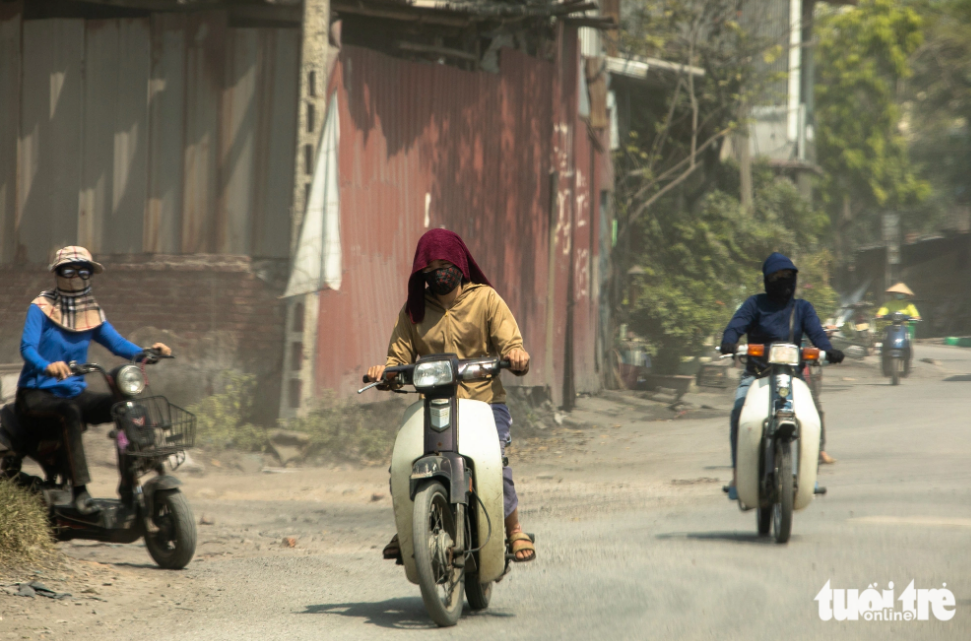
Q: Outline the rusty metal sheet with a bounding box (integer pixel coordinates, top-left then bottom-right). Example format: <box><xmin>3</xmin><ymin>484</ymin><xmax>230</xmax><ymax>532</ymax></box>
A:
<box><xmin>251</xmin><ymin>28</ymin><xmax>298</xmax><ymax>259</ymax></box>
<box><xmin>145</xmin><ymin>13</ymin><xmax>186</xmax><ymax>254</ymax></box>
<box><xmin>217</xmin><ymin>28</ymin><xmax>258</xmax><ymax>254</ymax></box>
<box><xmin>80</xmin><ymin>19</ymin><xmax>151</xmax><ymax>255</ymax></box>
<box><xmin>78</xmin><ymin>19</ymin><xmax>151</xmax><ymax>255</ymax></box>
<box><xmin>572</xmin><ymin>106</ymin><xmax>600</xmax><ymax>393</ymax></box>
<box><xmin>0</xmin><ymin>3</ymin><xmax>21</xmax><ymax>263</ymax></box>
<box><xmin>79</xmin><ymin>19</ymin><xmax>118</xmax><ymax>253</ymax></box>
<box><xmin>18</xmin><ymin>18</ymin><xmax>85</xmax><ymax>264</ymax></box>
<box><xmin>550</xmin><ymin>26</ymin><xmax>579</xmax><ymax>405</ymax></box>
<box><xmin>107</xmin><ymin>19</ymin><xmax>151</xmax><ymax>254</ymax></box>
<box><xmin>182</xmin><ymin>11</ymin><xmax>226</xmax><ymax>253</ymax></box>
<box><xmin>313</xmin><ymin>45</ymin><xmax>562</xmax><ymax>398</ymax></box>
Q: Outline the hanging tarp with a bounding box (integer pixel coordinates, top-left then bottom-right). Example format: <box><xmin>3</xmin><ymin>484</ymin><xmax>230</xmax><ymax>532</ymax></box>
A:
<box><xmin>284</xmin><ymin>91</ymin><xmax>341</xmax><ymax>297</ymax></box>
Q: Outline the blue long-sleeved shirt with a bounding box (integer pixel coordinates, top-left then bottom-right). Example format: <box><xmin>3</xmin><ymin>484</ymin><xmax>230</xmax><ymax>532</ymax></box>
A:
<box><xmin>18</xmin><ymin>304</ymin><xmax>142</xmax><ymax>398</ymax></box>
<box><xmin>722</xmin><ymin>295</ymin><xmax>835</xmax><ymax>375</ymax></box>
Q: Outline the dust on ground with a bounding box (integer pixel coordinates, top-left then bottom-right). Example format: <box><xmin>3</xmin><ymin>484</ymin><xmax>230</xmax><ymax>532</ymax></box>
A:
<box><xmin>0</xmin><ymin>355</ymin><xmax>907</xmax><ymax>640</ymax></box>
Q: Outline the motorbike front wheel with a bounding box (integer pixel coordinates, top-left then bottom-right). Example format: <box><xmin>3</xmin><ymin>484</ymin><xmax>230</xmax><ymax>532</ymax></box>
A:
<box><xmin>772</xmin><ymin>442</ymin><xmax>794</xmax><ymax>544</ymax></box>
<box><xmin>891</xmin><ymin>358</ymin><xmax>901</xmax><ymax>386</ymax></box>
<box><xmin>413</xmin><ymin>481</ymin><xmax>465</xmax><ymax>627</ymax></box>
<box><xmin>145</xmin><ymin>490</ymin><xmax>197</xmax><ymax>569</ymax></box>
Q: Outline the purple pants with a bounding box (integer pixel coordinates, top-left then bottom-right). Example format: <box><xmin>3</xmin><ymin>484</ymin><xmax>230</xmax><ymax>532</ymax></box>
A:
<box><xmin>491</xmin><ymin>403</ymin><xmax>518</xmax><ymax>518</ymax></box>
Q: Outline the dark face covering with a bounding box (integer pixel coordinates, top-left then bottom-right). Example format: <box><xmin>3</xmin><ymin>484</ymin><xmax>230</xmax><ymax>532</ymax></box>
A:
<box><xmin>765</xmin><ymin>272</ymin><xmax>797</xmax><ymax>303</ymax></box>
<box><xmin>425</xmin><ymin>265</ymin><xmax>463</xmax><ymax>296</ymax></box>
<box><xmin>406</xmin><ymin>229</ymin><xmax>492</xmax><ymax>324</ymax></box>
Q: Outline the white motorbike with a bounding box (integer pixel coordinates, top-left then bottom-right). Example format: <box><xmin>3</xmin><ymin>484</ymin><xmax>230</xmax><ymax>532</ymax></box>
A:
<box><xmin>723</xmin><ymin>343</ymin><xmax>833</xmax><ymax>543</ymax></box>
<box><xmin>360</xmin><ymin>355</ymin><xmax>514</xmax><ymax>627</ymax></box>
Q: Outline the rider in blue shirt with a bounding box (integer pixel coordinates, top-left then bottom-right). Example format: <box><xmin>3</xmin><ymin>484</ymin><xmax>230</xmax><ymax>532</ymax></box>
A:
<box><xmin>16</xmin><ymin>247</ymin><xmax>171</xmax><ymax>514</ymax></box>
<box><xmin>720</xmin><ymin>253</ymin><xmax>844</xmax><ymax>499</ymax></box>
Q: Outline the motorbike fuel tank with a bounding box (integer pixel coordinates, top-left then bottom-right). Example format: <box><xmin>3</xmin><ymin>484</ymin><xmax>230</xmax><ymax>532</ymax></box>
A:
<box><xmin>736</xmin><ymin>376</ymin><xmax>820</xmax><ymax>511</ymax></box>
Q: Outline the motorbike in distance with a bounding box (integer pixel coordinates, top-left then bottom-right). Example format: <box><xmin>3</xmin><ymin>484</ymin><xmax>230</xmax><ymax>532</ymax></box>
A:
<box><xmin>360</xmin><ymin>354</ymin><xmax>525</xmax><ymax>627</ymax></box>
<box><xmin>878</xmin><ymin>311</ymin><xmax>920</xmax><ymax>386</ymax></box>
<box><xmin>721</xmin><ymin>343</ymin><xmax>835</xmax><ymax>543</ymax></box>
<box><xmin>0</xmin><ymin>348</ymin><xmax>198</xmax><ymax>569</ymax></box>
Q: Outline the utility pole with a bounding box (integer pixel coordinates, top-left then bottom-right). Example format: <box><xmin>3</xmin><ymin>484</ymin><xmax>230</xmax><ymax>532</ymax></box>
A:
<box><xmin>280</xmin><ymin>0</ymin><xmax>330</xmax><ymax>419</ymax></box>
<box><xmin>882</xmin><ymin>212</ymin><xmax>900</xmax><ymax>292</ymax></box>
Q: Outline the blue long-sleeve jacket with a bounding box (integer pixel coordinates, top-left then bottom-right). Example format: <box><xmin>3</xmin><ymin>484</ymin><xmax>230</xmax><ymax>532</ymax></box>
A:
<box><xmin>722</xmin><ymin>296</ymin><xmax>835</xmax><ymax>375</ymax></box>
<box><xmin>18</xmin><ymin>304</ymin><xmax>142</xmax><ymax>398</ymax></box>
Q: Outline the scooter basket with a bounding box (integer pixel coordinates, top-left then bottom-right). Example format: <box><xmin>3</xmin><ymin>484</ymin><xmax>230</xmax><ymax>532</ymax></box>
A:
<box><xmin>111</xmin><ymin>396</ymin><xmax>196</xmax><ymax>458</ymax></box>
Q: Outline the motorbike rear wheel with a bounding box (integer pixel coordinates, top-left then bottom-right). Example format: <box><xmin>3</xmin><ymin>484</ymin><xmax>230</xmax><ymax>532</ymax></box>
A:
<box><xmin>145</xmin><ymin>490</ymin><xmax>197</xmax><ymax>569</ymax></box>
<box><xmin>465</xmin><ymin>573</ymin><xmax>492</xmax><ymax>611</ymax></box>
<box><xmin>756</xmin><ymin>506</ymin><xmax>771</xmax><ymax>536</ymax></box>
<box><xmin>413</xmin><ymin>480</ymin><xmax>464</xmax><ymax>627</ymax></box>
<box><xmin>772</xmin><ymin>442</ymin><xmax>794</xmax><ymax>544</ymax></box>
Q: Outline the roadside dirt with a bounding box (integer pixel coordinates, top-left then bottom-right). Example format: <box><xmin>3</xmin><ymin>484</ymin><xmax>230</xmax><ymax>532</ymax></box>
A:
<box><xmin>0</xmin><ymin>360</ymin><xmax>892</xmax><ymax>640</ymax></box>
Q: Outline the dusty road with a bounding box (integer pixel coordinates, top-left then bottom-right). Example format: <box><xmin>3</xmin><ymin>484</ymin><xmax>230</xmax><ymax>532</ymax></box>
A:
<box><xmin>3</xmin><ymin>344</ymin><xmax>971</xmax><ymax>640</ymax></box>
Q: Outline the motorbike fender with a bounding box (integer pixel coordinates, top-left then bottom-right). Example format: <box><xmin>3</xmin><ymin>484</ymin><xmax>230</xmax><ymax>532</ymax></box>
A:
<box><xmin>408</xmin><ymin>454</ymin><xmax>467</xmax><ymax>505</ymax></box>
<box><xmin>737</xmin><ymin>378</ymin><xmax>820</xmax><ymax>511</ymax></box>
<box><xmin>391</xmin><ymin>399</ymin><xmax>505</xmax><ymax>585</ymax></box>
<box><xmin>142</xmin><ymin>474</ymin><xmax>183</xmax><ymax>512</ymax></box>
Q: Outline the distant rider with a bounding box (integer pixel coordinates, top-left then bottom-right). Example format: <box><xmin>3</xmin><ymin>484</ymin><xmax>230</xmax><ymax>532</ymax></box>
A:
<box><xmin>16</xmin><ymin>247</ymin><xmax>171</xmax><ymax>515</ymax></box>
<box><xmin>720</xmin><ymin>253</ymin><xmax>845</xmax><ymax>498</ymax></box>
<box><xmin>366</xmin><ymin>229</ymin><xmax>536</xmax><ymax>563</ymax></box>
<box><xmin>876</xmin><ymin>282</ymin><xmax>920</xmax><ymax>340</ymax></box>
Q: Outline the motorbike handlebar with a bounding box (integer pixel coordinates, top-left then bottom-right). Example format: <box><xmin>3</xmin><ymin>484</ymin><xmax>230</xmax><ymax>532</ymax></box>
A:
<box><xmin>139</xmin><ymin>347</ymin><xmax>174</xmax><ymax>364</ymax></box>
<box><xmin>359</xmin><ymin>357</ymin><xmax>512</xmax><ymax>394</ymax></box>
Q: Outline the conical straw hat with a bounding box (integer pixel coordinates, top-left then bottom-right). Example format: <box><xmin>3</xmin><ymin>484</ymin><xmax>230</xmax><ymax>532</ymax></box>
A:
<box><xmin>886</xmin><ymin>282</ymin><xmax>914</xmax><ymax>296</ymax></box>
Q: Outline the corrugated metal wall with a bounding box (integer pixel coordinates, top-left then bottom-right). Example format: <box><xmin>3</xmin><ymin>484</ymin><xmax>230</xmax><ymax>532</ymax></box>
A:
<box><xmin>315</xmin><ymin>36</ymin><xmax>604</xmax><ymax>402</ymax></box>
<box><xmin>0</xmin><ymin>8</ymin><xmax>298</xmax><ymax>264</ymax></box>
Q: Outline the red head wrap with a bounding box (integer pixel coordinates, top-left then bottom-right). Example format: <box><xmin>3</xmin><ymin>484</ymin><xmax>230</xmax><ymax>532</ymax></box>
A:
<box><xmin>406</xmin><ymin>229</ymin><xmax>491</xmax><ymax>324</ymax></box>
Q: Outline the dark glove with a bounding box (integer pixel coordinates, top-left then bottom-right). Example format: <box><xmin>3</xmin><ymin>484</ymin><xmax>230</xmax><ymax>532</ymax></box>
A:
<box><xmin>720</xmin><ymin>342</ymin><xmax>737</xmax><ymax>356</ymax></box>
<box><xmin>827</xmin><ymin>349</ymin><xmax>845</xmax><ymax>364</ymax></box>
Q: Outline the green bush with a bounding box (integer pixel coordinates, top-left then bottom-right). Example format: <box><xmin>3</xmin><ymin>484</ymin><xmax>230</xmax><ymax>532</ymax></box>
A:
<box><xmin>189</xmin><ymin>371</ymin><xmax>268</xmax><ymax>452</ymax></box>
<box><xmin>0</xmin><ymin>479</ymin><xmax>56</xmax><ymax>568</ymax></box>
<box><xmin>289</xmin><ymin>392</ymin><xmax>408</xmax><ymax>464</ymax></box>
<box><xmin>189</xmin><ymin>372</ymin><xmax>408</xmax><ymax>463</ymax></box>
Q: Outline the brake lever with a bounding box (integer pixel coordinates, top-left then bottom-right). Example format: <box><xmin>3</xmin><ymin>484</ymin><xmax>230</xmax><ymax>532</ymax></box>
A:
<box><xmin>358</xmin><ymin>381</ymin><xmax>382</xmax><ymax>394</ymax></box>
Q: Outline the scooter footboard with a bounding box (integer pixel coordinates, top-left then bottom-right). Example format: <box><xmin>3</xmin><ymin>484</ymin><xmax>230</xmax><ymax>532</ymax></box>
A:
<box><xmin>389</xmin><ymin>399</ymin><xmax>505</xmax><ymax>584</ymax></box>
<box><xmin>390</xmin><ymin>402</ymin><xmax>425</xmax><ymax>585</ymax></box>
<box><xmin>455</xmin><ymin>400</ymin><xmax>504</xmax><ymax>583</ymax></box>
<box><xmin>736</xmin><ymin>378</ymin><xmax>770</xmax><ymax>510</ymax></box>
<box><xmin>791</xmin><ymin>379</ymin><xmax>820</xmax><ymax>510</ymax></box>
<box><xmin>736</xmin><ymin>377</ymin><xmax>821</xmax><ymax>511</ymax></box>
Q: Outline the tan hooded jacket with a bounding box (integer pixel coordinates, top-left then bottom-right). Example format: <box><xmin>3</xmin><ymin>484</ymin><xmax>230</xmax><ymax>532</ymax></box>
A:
<box><xmin>385</xmin><ymin>283</ymin><xmax>527</xmax><ymax>404</ymax></box>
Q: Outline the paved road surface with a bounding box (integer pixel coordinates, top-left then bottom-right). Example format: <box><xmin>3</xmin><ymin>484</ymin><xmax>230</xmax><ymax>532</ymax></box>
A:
<box><xmin>3</xmin><ymin>344</ymin><xmax>970</xmax><ymax>640</ymax></box>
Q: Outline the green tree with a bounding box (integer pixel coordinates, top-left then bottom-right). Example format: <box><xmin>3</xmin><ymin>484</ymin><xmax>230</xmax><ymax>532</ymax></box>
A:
<box><xmin>628</xmin><ymin>165</ymin><xmax>836</xmax><ymax>373</ymax></box>
<box><xmin>814</xmin><ymin>0</ymin><xmax>929</xmax><ymax>257</ymax></box>
<box><xmin>613</xmin><ymin>1</ymin><xmax>836</xmax><ymax>373</ymax></box>
<box><xmin>905</xmin><ymin>0</ymin><xmax>971</xmax><ymax>233</ymax></box>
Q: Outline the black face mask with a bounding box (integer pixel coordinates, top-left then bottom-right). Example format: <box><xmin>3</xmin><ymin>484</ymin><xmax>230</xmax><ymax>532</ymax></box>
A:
<box><xmin>425</xmin><ymin>265</ymin><xmax>463</xmax><ymax>296</ymax></box>
<box><xmin>765</xmin><ymin>273</ymin><xmax>797</xmax><ymax>303</ymax></box>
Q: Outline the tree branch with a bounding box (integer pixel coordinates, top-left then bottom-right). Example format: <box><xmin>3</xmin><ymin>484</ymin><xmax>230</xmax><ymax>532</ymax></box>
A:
<box><xmin>629</xmin><ymin>127</ymin><xmax>733</xmax><ymax>220</ymax></box>
<box><xmin>627</xmin><ymin>126</ymin><xmax>733</xmax><ymax>207</ymax></box>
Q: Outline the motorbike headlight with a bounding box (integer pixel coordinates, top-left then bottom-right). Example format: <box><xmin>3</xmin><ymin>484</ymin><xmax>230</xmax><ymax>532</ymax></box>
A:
<box><xmin>768</xmin><ymin>344</ymin><xmax>800</xmax><ymax>366</ymax></box>
<box><xmin>117</xmin><ymin>365</ymin><xmax>145</xmax><ymax>397</ymax></box>
<box><xmin>413</xmin><ymin>361</ymin><xmax>454</xmax><ymax>389</ymax></box>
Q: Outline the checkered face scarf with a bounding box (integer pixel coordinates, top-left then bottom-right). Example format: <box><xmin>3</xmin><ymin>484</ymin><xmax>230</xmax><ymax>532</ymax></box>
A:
<box><xmin>32</xmin><ymin>281</ymin><xmax>105</xmax><ymax>333</ymax></box>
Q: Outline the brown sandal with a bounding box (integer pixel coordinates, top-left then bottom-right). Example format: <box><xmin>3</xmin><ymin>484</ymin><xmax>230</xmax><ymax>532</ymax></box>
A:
<box><xmin>382</xmin><ymin>533</ymin><xmax>403</xmax><ymax>564</ymax></box>
<box><xmin>508</xmin><ymin>531</ymin><xmax>536</xmax><ymax>563</ymax></box>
